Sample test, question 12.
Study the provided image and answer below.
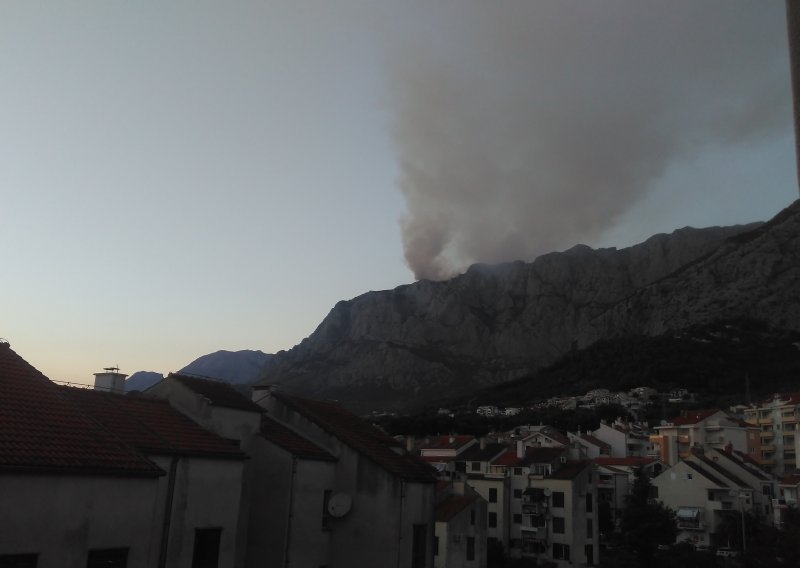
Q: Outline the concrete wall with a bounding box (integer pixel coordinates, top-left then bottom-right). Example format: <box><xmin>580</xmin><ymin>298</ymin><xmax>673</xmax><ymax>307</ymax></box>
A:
<box><xmin>153</xmin><ymin>455</ymin><xmax>245</xmax><ymax>568</ymax></box>
<box><xmin>467</xmin><ymin>477</ymin><xmax>509</xmax><ymax>548</ymax></box>
<box><xmin>260</xmin><ymin>394</ymin><xmax>436</xmax><ymax>568</ymax></box>
<box><xmin>146</xmin><ymin>380</ymin><xmax>262</xmax><ymax>445</ymax></box>
<box><xmin>245</xmin><ymin>435</ymin><xmax>335</xmax><ymax>568</ymax></box>
<box><xmin>0</xmin><ymin>473</ymin><xmax>161</xmax><ymax>568</ymax></box>
<box><xmin>435</xmin><ymin>500</ymin><xmax>486</xmax><ymax>568</ymax></box>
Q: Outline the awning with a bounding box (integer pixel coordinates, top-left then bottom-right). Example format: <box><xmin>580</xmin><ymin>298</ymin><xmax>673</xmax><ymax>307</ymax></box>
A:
<box><xmin>677</xmin><ymin>507</ymin><xmax>700</xmax><ymax>519</ymax></box>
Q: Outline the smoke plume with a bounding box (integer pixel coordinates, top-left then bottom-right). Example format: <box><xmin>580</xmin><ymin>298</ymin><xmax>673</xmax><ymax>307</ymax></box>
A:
<box><xmin>383</xmin><ymin>1</ymin><xmax>790</xmax><ymax>280</ymax></box>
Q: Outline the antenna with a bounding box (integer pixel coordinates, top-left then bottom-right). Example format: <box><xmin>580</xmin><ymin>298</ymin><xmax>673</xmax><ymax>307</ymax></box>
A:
<box><xmin>103</xmin><ymin>366</ymin><xmax>120</xmax><ymax>373</ymax></box>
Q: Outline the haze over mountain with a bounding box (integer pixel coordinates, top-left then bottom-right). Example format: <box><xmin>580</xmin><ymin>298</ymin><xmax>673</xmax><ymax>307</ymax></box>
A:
<box><xmin>125</xmin><ymin>349</ymin><xmax>272</xmax><ymax>392</ymax></box>
<box><xmin>259</xmin><ymin>200</ymin><xmax>800</xmax><ymax>411</ymax></box>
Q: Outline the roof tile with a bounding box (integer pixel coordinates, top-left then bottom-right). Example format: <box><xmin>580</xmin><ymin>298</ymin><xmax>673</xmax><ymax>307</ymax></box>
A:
<box><xmin>0</xmin><ymin>344</ymin><xmax>162</xmax><ymax>477</ymax></box>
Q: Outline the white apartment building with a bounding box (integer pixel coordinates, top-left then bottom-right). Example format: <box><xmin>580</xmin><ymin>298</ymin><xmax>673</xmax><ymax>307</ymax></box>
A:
<box><xmin>743</xmin><ymin>393</ymin><xmax>800</xmax><ymax>474</ymax></box>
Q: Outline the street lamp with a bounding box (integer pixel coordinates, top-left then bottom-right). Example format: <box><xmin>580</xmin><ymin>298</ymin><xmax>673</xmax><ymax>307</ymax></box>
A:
<box><xmin>728</xmin><ymin>490</ymin><xmax>747</xmax><ymax>553</ymax></box>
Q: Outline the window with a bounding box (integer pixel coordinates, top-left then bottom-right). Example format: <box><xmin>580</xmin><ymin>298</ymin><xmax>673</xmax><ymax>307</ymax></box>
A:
<box><xmin>708</xmin><ymin>490</ymin><xmax>716</xmax><ymax>501</ymax></box>
<box><xmin>552</xmin><ymin>516</ymin><xmax>565</xmax><ymax>534</ymax></box>
<box><xmin>514</xmin><ymin>489</ymin><xmax>522</xmax><ymax>499</ymax></box>
<box><xmin>88</xmin><ymin>548</ymin><xmax>128</xmax><ymax>568</ymax></box>
<box><xmin>586</xmin><ymin>493</ymin><xmax>593</xmax><ymax>513</ymax></box>
<box><xmin>553</xmin><ymin>543</ymin><xmax>570</xmax><ymax>561</ymax></box>
<box><xmin>489</xmin><ymin>488</ymin><xmax>498</xmax><ymax>503</ymax></box>
<box><xmin>585</xmin><ymin>543</ymin><xmax>594</xmax><ymax>565</ymax></box>
<box><xmin>434</xmin><ymin>536</ymin><xmax>439</xmax><ymax>557</ymax></box>
<box><xmin>470</xmin><ymin>510</ymin><xmax>475</xmax><ymax>526</ymax></box>
<box><xmin>552</xmin><ymin>491</ymin><xmax>565</xmax><ymax>508</ymax></box>
<box><xmin>0</xmin><ymin>555</ymin><xmax>38</xmax><ymax>568</ymax></box>
<box><xmin>489</xmin><ymin>512</ymin><xmax>497</xmax><ymax>528</ymax></box>
<box><xmin>192</xmin><ymin>529</ymin><xmax>221</xmax><ymax>568</ymax></box>
<box><xmin>471</xmin><ymin>462</ymin><xmax>481</xmax><ymax>471</ymax></box>
<box><xmin>467</xmin><ymin>537</ymin><xmax>475</xmax><ymax>561</ymax></box>
<box><xmin>514</xmin><ymin>467</ymin><xmax>523</xmax><ymax>476</ymax></box>
<box><xmin>686</xmin><ymin>473</ymin><xmax>693</xmax><ymax>480</ymax></box>
<box><xmin>587</xmin><ymin>518</ymin><xmax>593</xmax><ymax>538</ymax></box>
<box><xmin>513</xmin><ymin>514</ymin><xmax>522</xmax><ymax>524</ymax></box>
<box><xmin>412</xmin><ymin>525</ymin><xmax>427</xmax><ymax>568</ymax></box>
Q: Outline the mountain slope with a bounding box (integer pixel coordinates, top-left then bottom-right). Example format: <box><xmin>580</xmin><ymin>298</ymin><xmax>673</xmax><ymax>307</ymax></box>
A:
<box><xmin>179</xmin><ymin>349</ymin><xmax>272</xmax><ymax>384</ymax></box>
<box><xmin>260</xmin><ymin>201</ymin><xmax>799</xmax><ymax>410</ymax></box>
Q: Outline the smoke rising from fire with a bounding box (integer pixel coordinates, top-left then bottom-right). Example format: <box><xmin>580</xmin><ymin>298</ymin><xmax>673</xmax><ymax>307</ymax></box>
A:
<box><xmin>383</xmin><ymin>2</ymin><xmax>790</xmax><ymax>280</ymax></box>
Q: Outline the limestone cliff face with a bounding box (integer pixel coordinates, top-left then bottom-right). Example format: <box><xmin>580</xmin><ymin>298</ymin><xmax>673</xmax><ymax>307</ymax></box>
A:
<box><xmin>262</xmin><ymin>201</ymin><xmax>799</xmax><ymax>409</ymax></box>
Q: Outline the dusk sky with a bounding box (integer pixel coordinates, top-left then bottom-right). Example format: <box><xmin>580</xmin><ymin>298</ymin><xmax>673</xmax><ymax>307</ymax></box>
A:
<box><xmin>2</xmin><ymin>1</ymin><xmax>797</xmax><ymax>385</ymax></box>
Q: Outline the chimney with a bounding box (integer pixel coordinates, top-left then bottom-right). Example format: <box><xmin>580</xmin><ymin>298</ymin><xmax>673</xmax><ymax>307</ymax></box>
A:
<box><xmin>724</xmin><ymin>442</ymin><xmax>734</xmax><ymax>454</ymax></box>
<box><xmin>449</xmin><ymin>435</ymin><xmax>455</xmax><ymax>445</ymax></box>
<box><xmin>93</xmin><ymin>366</ymin><xmax>127</xmax><ymax>394</ymax></box>
<box><xmin>406</xmin><ymin>436</ymin><xmax>416</xmax><ymax>453</ymax></box>
<box><xmin>517</xmin><ymin>440</ymin><xmax>525</xmax><ymax>459</ymax></box>
<box><xmin>480</xmin><ymin>437</ymin><xmax>487</xmax><ymax>450</ymax></box>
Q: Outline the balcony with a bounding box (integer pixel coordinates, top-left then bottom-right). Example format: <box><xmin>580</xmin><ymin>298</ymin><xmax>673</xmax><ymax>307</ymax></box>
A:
<box><xmin>761</xmin><ymin>430</ymin><xmax>775</xmax><ymax>439</ymax></box>
<box><xmin>761</xmin><ymin>457</ymin><xmax>776</xmax><ymax>466</ymax></box>
<box><xmin>678</xmin><ymin>435</ymin><xmax>690</xmax><ymax>444</ymax></box>
<box><xmin>709</xmin><ymin>500</ymin><xmax>735</xmax><ymax>512</ymax></box>
<box><xmin>762</xmin><ymin>444</ymin><xmax>776</xmax><ymax>452</ymax></box>
<box><xmin>758</xmin><ymin>417</ymin><xmax>774</xmax><ymax>425</ymax></box>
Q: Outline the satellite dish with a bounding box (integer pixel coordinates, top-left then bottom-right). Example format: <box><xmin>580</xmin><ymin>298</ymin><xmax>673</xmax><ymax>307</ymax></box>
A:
<box><xmin>327</xmin><ymin>492</ymin><xmax>352</xmax><ymax>518</ymax></box>
<box><xmin>543</xmin><ymin>488</ymin><xmax>552</xmax><ymax>497</ymax></box>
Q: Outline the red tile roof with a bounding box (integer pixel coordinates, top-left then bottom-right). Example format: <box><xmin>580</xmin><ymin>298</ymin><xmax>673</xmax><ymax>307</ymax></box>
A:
<box><xmin>169</xmin><ymin>373</ymin><xmax>264</xmax><ymax>413</ymax></box>
<box><xmin>491</xmin><ymin>450</ymin><xmax>523</xmax><ymax>467</ymax></box>
<box><xmin>671</xmin><ymin>409</ymin><xmax>721</xmax><ymax>425</ymax></box>
<box><xmin>62</xmin><ymin>387</ymin><xmax>246</xmax><ymax>460</ymax></box>
<box><xmin>579</xmin><ymin>433</ymin><xmax>611</xmax><ymax>450</ymax></box>
<box><xmin>0</xmin><ymin>344</ymin><xmax>162</xmax><ymax>477</ymax></box>
<box><xmin>435</xmin><ymin>494</ymin><xmax>480</xmax><ymax>522</ymax></box>
<box><xmin>260</xmin><ymin>415</ymin><xmax>336</xmax><ymax>461</ymax></box>
<box><xmin>272</xmin><ymin>393</ymin><xmax>435</xmax><ymax>483</ymax></box>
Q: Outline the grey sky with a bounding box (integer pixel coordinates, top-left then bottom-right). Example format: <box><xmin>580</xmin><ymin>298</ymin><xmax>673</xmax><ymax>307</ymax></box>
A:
<box><xmin>0</xmin><ymin>1</ymin><xmax>796</xmax><ymax>382</ymax></box>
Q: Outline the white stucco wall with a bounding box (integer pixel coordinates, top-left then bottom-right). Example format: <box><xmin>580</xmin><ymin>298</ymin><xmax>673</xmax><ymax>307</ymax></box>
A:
<box><xmin>260</xmin><ymin>394</ymin><xmax>436</xmax><ymax>568</ymax></box>
<box><xmin>154</xmin><ymin>455</ymin><xmax>245</xmax><ymax>568</ymax></box>
<box><xmin>0</xmin><ymin>473</ymin><xmax>162</xmax><ymax>568</ymax></box>
<box><xmin>146</xmin><ymin>380</ymin><xmax>262</xmax><ymax>445</ymax></box>
<box><xmin>245</xmin><ymin>436</ymin><xmax>335</xmax><ymax>568</ymax></box>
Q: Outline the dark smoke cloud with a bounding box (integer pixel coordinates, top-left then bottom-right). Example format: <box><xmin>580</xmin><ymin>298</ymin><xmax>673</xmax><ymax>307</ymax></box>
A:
<box><xmin>383</xmin><ymin>1</ymin><xmax>791</xmax><ymax>280</ymax></box>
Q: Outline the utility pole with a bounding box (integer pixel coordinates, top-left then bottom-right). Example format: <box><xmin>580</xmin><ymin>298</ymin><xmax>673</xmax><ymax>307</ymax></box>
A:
<box><xmin>787</xmin><ymin>1</ymin><xmax>800</xmax><ymax>194</ymax></box>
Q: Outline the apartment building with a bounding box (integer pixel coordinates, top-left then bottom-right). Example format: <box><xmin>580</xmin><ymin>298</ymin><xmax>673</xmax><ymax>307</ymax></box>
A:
<box><xmin>593</xmin><ymin>421</ymin><xmax>651</xmax><ymax>458</ymax></box>
<box><xmin>650</xmin><ymin>409</ymin><xmax>759</xmax><ymax>466</ymax></box>
<box><xmin>434</xmin><ymin>481</ymin><xmax>488</xmax><ymax>568</ymax></box>
<box><xmin>652</xmin><ymin>449</ymin><xmax>765</xmax><ymax>548</ymax></box>
<box><xmin>743</xmin><ymin>393</ymin><xmax>800</xmax><ymax>474</ymax></box>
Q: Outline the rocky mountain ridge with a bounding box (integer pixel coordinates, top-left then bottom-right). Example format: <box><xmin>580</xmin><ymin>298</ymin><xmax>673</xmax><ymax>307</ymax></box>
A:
<box><xmin>260</xmin><ymin>200</ymin><xmax>800</xmax><ymax>410</ymax></box>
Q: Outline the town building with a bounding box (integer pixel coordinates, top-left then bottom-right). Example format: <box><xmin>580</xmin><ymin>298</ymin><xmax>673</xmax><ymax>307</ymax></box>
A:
<box><xmin>650</xmin><ymin>408</ymin><xmax>759</xmax><ymax>466</ymax></box>
<box><xmin>743</xmin><ymin>393</ymin><xmax>800</xmax><ymax>474</ymax></box>
<box><xmin>593</xmin><ymin>420</ymin><xmax>651</xmax><ymax>458</ymax></box>
<box><xmin>434</xmin><ymin>480</ymin><xmax>488</xmax><ymax>568</ymax></box>
<box><xmin>253</xmin><ymin>387</ymin><xmax>437</xmax><ymax>568</ymax></box>
<box><xmin>0</xmin><ymin>342</ymin><xmax>247</xmax><ymax>568</ymax></box>
<box><xmin>651</xmin><ymin>449</ymin><xmax>768</xmax><ymax>549</ymax></box>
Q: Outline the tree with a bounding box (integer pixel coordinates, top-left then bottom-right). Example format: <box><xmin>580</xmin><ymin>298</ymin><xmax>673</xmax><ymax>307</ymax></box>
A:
<box><xmin>619</xmin><ymin>467</ymin><xmax>678</xmax><ymax>568</ymax></box>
